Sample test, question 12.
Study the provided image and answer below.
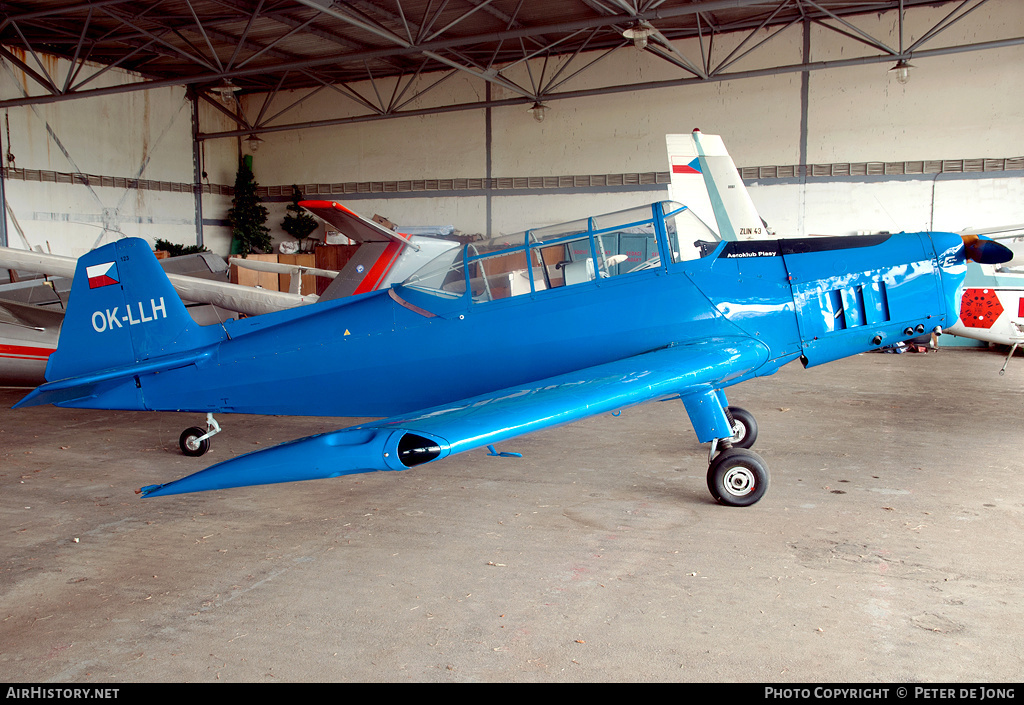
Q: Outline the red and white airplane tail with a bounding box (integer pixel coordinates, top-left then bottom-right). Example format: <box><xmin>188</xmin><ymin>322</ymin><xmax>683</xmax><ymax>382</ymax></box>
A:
<box><xmin>666</xmin><ymin>129</ymin><xmax>766</xmax><ymax>241</ymax></box>
<box><xmin>300</xmin><ymin>201</ymin><xmax>458</xmax><ymax>300</ymax></box>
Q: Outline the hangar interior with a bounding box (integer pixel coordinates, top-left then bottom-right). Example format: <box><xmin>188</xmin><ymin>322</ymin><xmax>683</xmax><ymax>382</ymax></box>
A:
<box><xmin>1</xmin><ymin>0</ymin><xmax>1023</xmax><ymax>683</ymax></box>
<box><xmin>3</xmin><ymin>0</ymin><xmax>1023</xmax><ymax>254</ymax></box>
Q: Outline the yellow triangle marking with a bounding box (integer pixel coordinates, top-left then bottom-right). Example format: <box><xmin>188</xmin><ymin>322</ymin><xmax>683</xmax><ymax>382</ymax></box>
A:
<box><xmin>344</xmin><ymin>329</ymin><xmax>351</xmax><ymax>336</ymax></box>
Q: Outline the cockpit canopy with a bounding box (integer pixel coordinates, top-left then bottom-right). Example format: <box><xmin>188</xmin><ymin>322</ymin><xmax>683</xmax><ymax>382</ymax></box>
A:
<box><xmin>403</xmin><ymin>201</ymin><xmax>720</xmax><ymax>302</ymax></box>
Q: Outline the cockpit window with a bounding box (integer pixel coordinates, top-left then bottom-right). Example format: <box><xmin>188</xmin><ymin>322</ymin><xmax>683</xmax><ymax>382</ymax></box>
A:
<box><xmin>663</xmin><ymin>202</ymin><xmax>721</xmax><ymax>263</ymax></box>
<box><xmin>403</xmin><ymin>246</ymin><xmax>466</xmax><ymax>298</ymax></box>
<box><xmin>465</xmin><ymin>241</ymin><xmax>546</xmax><ymax>302</ymax></box>
<box><xmin>402</xmin><ymin>200</ymin><xmax>721</xmax><ymax>300</ymax></box>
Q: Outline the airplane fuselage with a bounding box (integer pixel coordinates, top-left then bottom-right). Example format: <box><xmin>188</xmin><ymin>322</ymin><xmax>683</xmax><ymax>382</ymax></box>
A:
<box><xmin>15</xmin><ymin>197</ymin><xmax>985</xmax><ymax>503</ymax></box>
<box><xmin>47</xmin><ymin>227</ymin><xmax>965</xmax><ymax>423</ymax></box>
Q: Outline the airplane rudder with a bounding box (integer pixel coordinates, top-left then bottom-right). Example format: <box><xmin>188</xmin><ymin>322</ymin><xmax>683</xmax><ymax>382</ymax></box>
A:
<box><xmin>114</xmin><ymin>237</ymin><xmax>190</xmax><ymax>321</ymax></box>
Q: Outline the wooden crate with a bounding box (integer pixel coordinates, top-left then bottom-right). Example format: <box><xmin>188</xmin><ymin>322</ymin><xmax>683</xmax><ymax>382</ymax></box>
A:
<box><xmin>314</xmin><ymin>244</ymin><xmax>360</xmax><ymax>295</ymax></box>
<box><xmin>229</xmin><ymin>254</ymin><xmax>279</xmax><ymax>291</ymax></box>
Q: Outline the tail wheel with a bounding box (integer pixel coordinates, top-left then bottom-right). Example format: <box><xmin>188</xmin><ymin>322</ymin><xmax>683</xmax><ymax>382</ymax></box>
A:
<box><xmin>179</xmin><ymin>427</ymin><xmax>210</xmax><ymax>457</ymax></box>
<box><xmin>726</xmin><ymin>406</ymin><xmax>757</xmax><ymax>449</ymax></box>
<box><xmin>707</xmin><ymin>448</ymin><xmax>769</xmax><ymax>507</ymax></box>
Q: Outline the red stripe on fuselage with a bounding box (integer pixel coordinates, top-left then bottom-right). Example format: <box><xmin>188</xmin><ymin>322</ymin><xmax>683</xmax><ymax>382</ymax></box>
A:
<box><xmin>0</xmin><ymin>343</ymin><xmax>55</xmax><ymax>360</ymax></box>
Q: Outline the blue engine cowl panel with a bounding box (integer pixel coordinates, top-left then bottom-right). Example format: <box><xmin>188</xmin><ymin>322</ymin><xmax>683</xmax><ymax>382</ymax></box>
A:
<box><xmin>781</xmin><ymin>233</ymin><xmax>962</xmax><ymax>367</ymax></box>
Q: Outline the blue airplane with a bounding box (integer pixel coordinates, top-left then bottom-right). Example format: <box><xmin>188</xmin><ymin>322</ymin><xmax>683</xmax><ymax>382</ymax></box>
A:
<box><xmin>12</xmin><ymin>179</ymin><xmax>1013</xmax><ymax>506</ymax></box>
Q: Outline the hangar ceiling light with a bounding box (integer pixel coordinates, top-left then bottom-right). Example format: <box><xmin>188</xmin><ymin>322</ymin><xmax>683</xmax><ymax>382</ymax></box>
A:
<box><xmin>622</xmin><ymin>21</ymin><xmax>654</xmax><ymax>51</ymax></box>
<box><xmin>888</xmin><ymin>59</ymin><xmax>915</xmax><ymax>84</ymax></box>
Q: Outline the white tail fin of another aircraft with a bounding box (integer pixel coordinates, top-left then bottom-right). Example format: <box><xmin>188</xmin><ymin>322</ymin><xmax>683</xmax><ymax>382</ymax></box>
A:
<box><xmin>666</xmin><ymin>130</ymin><xmax>766</xmax><ymax>241</ymax></box>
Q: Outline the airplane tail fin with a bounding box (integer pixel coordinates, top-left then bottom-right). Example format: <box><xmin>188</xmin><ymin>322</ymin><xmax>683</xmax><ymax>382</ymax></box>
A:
<box><xmin>666</xmin><ymin>129</ymin><xmax>766</xmax><ymax>241</ymax></box>
<box><xmin>44</xmin><ymin>237</ymin><xmax>222</xmax><ymax>383</ymax></box>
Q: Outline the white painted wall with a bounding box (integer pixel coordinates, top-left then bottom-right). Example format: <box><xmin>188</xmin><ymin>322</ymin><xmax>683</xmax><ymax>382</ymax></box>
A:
<box><xmin>806</xmin><ymin>5</ymin><xmax>1024</xmax><ymax>163</ymax></box>
<box><xmin>750</xmin><ymin>176</ymin><xmax>1024</xmax><ymax>239</ymax></box>
<box><xmin>0</xmin><ymin>52</ymin><xmax>203</xmax><ymax>256</ymax></box>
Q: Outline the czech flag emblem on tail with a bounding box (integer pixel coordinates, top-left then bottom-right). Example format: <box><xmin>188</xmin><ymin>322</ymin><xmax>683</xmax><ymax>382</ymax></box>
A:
<box><xmin>86</xmin><ymin>261</ymin><xmax>119</xmax><ymax>289</ymax></box>
<box><xmin>672</xmin><ymin>157</ymin><xmax>702</xmax><ymax>175</ymax></box>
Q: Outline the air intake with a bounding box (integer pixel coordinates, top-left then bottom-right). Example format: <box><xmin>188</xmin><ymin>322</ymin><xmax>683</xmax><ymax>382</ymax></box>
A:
<box><xmin>397</xmin><ymin>433</ymin><xmax>443</xmax><ymax>467</ymax></box>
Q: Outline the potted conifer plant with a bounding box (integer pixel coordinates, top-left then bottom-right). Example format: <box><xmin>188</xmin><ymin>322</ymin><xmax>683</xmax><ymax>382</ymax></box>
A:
<box><xmin>228</xmin><ymin>155</ymin><xmax>272</xmax><ymax>256</ymax></box>
<box><xmin>281</xmin><ymin>185</ymin><xmax>319</xmax><ymax>252</ymax></box>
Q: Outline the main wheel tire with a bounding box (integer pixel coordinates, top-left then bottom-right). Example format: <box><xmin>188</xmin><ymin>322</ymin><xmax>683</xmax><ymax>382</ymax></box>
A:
<box><xmin>179</xmin><ymin>426</ymin><xmax>210</xmax><ymax>457</ymax></box>
<box><xmin>706</xmin><ymin>466</ymin><xmax>722</xmax><ymax>502</ymax></box>
<box><xmin>726</xmin><ymin>406</ymin><xmax>757</xmax><ymax>449</ymax></box>
<box><xmin>707</xmin><ymin>447</ymin><xmax>769</xmax><ymax>507</ymax></box>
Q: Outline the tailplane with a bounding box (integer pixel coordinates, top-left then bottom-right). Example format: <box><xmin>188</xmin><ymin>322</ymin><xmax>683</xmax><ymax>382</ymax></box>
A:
<box><xmin>666</xmin><ymin>129</ymin><xmax>766</xmax><ymax>241</ymax></box>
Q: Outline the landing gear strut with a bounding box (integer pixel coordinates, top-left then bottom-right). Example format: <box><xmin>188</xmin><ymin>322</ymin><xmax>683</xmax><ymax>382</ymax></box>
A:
<box><xmin>178</xmin><ymin>413</ymin><xmax>221</xmax><ymax>457</ymax></box>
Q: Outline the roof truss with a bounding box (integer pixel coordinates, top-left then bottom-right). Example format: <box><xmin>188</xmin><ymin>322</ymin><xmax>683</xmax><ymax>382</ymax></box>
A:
<box><xmin>0</xmin><ymin>0</ymin><xmax>1019</xmax><ymax>140</ymax></box>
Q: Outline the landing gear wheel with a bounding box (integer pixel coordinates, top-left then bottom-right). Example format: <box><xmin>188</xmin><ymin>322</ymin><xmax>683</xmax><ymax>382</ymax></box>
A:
<box><xmin>726</xmin><ymin>406</ymin><xmax>757</xmax><ymax>449</ymax></box>
<box><xmin>707</xmin><ymin>447</ymin><xmax>769</xmax><ymax>507</ymax></box>
<box><xmin>179</xmin><ymin>427</ymin><xmax>210</xmax><ymax>457</ymax></box>
<box><xmin>706</xmin><ymin>464</ymin><xmax>723</xmax><ymax>502</ymax></box>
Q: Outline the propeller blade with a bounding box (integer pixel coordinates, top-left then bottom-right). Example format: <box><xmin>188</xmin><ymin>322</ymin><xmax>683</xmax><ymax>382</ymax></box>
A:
<box><xmin>962</xmin><ymin>234</ymin><xmax>1014</xmax><ymax>264</ymax></box>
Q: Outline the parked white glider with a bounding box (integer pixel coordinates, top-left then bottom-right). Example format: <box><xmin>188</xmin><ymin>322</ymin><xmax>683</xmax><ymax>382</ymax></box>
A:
<box><xmin>0</xmin><ymin>246</ymin><xmax>312</xmax><ymax>317</ymax></box>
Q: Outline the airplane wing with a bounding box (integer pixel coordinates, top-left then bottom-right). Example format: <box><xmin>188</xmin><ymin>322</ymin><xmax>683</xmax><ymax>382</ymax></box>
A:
<box><xmin>299</xmin><ymin>200</ymin><xmax>420</xmax><ymax>250</ymax></box>
<box><xmin>140</xmin><ymin>337</ymin><xmax>769</xmax><ymax>496</ymax></box>
<box><xmin>0</xmin><ymin>248</ymin><xmax>76</xmax><ymax>278</ymax></box>
<box><xmin>0</xmin><ymin>245</ymin><xmax>312</xmax><ymax>317</ymax></box>
<box><xmin>0</xmin><ymin>297</ymin><xmax>65</xmax><ymax>332</ymax></box>
<box><xmin>0</xmin><ymin>298</ymin><xmax>63</xmax><ymax>386</ymax></box>
<box><xmin>228</xmin><ymin>257</ymin><xmax>340</xmax><ymax>280</ymax></box>
<box><xmin>165</xmin><ymin>273</ymin><xmax>314</xmax><ymax>315</ymax></box>
<box><xmin>228</xmin><ymin>257</ymin><xmax>339</xmax><ymax>296</ymax></box>
<box><xmin>961</xmin><ymin>224</ymin><xmax>1024</xmax><ymax>240</ymax></box>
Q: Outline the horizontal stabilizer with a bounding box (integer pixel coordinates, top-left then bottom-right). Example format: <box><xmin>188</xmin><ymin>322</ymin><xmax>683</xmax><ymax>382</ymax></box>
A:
<box><xmin>15</xmin><ymin>348</ymin><xmax>213</xmax><ymax>409</ymax></box>
<box><xmin>140</xmin><ymin>338</ymin><xmax>769</xmax><ymax>497</ymax></box>
<box><xmin>300</xmin><ymin>200</ymin><xmax>418</xmax><ymax>250</ymax></box>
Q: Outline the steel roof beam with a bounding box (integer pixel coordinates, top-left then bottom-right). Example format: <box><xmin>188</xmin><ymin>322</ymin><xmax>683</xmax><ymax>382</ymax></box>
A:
<box><xmin>197</xmin><ymin>33</ymin><xmax>1024</xmax><ymax>140</ymax></box>
<box><xmin>907</xmin><ymin>0</ymin><xmax>993</xmax><ymax>53</ymax></box>
<box><xmin>0</xmin><ymin>0</ymin><xmax>1008</xmax><ymax>112</ymax></box>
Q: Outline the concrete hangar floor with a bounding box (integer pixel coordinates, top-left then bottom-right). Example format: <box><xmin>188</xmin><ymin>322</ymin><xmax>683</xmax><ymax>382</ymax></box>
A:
<box><xmin>1</xmin><ymin>348</ymin><xmax>1021</xmax><ymax>683</ymax></box>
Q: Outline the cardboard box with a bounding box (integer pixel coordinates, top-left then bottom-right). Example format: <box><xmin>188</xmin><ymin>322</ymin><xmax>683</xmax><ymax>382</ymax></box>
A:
<box><xmin>372</xmin><ymin>214</ymin><xmax>396</xmax><ymax>231</ymax></box>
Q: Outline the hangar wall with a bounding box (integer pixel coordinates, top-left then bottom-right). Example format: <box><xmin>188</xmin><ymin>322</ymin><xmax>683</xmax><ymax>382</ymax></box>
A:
<box><xmin>236</xmin><ymin>0</ymin><xmax>1024</xmax><ymax>244</ymax></box>
<box><xmin>0</xmin><ymin>54</ymin><xmax>199</xmax><ymax>256</ymax></box>
<box><xmin>1</xmin><ymin>1</ymin><xmax>1022</xmax><ymax>257</ymax></box>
